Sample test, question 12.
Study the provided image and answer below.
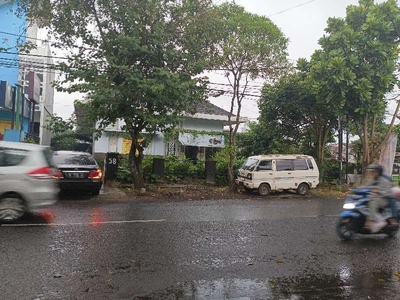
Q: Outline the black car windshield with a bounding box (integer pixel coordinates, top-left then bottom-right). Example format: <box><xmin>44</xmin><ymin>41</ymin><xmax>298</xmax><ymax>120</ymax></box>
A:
<box><xmin>53</xmin><ymin>153</ymin><xmax>97</xmax><ymax>166</ymax></box>
<box><xmin>241</xmin><ymin>158</ymin><xmax>259</xmax><ymax>171</ymax></box>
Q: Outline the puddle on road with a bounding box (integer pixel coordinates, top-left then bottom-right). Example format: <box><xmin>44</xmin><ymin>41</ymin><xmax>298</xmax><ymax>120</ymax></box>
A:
<box><xmin>133</xmin><ymin>270</ymin><xmax>400</xmax><ymax>299</ymax></box>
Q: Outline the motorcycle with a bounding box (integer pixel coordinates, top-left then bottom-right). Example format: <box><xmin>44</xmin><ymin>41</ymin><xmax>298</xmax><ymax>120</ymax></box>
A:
<box><xmin>337</xmin><ymin>187</ymin><xmax>400</xmax><ymax>240</ymax></box>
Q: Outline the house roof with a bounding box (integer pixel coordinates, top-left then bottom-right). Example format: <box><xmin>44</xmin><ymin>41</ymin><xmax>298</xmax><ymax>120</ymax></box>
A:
<box><xmin>194</xmin><ymin>102</ymin><xmax>234</xmax><ymax>117</ymax></box>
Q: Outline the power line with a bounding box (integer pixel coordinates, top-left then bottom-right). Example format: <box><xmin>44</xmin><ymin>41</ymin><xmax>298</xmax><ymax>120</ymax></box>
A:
<box><xmin>267</xmin><ymin>0</ymin><xmax>317</xmax><ymax>18</ymax></box>
<box><xmin>0</xmin><ymin>30</ymin><xmax>51</xmax><ymax>43</ymax></box>
<box><xmin>209</xmin><ymin>82</ymin><xmax>264</xmax><ymax>89</ymax></box>
<box><xmin>0</xmin><ymin>50</ymin><xmax>67</xmax><ymax>60</ymax></box>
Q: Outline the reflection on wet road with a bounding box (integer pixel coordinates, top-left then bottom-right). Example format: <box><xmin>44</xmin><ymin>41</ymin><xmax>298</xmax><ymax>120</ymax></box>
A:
<box><xmin>134</xmin><ymin>272</ymin><xmax>400</xmax><ymax>300</ymax></box>
<box><xmin>1</xmin><ymin>197</ymin><xmax>400</xmax><ymax>299</ymax></box>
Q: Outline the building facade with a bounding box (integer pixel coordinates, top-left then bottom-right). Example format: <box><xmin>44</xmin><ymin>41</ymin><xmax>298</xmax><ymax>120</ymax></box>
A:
<box><xmin>19</xmin><ymin>40</ymin><xmax>55</xmax><ymax>145</ymax></box>
<box><xmin>0</xmin><ymin>2</ymin><xmax>55</xmax><ymax>145</ymax></box>
<box><xmin>92</xmin><ymin>102</ymin><xmax>248</xmax><ymax>160</ymax></box>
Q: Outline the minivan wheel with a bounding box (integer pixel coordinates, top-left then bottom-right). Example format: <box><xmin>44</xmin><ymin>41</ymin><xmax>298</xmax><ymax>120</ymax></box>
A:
<box><xmin>0</xmin><ymin>194</ymin><xmax>25</xmax><ymax>222</ymax></box>
<box><xmin>258</xmin><ymin>183</ymin><xmax>271</xmax><ymax>196</ymax></box>
<box><xmin>297</xmin><ymin>183</ymin><xmax>309</xmax><ymax>196</ymax></box>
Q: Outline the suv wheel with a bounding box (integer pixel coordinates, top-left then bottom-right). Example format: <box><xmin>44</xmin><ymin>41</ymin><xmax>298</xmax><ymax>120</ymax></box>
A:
<box><xmin>0</xmin><ymin>194</ymin><xmax>25</xmax><ymax>223</ymax></box>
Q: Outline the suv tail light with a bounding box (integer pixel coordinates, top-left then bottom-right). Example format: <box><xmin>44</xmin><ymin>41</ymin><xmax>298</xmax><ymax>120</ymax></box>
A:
<box><xmin>28</xmin><ymin>167</ymin><xmax>54</xmax><ymax>180</ymax></box>
<box><xmin>88</xmin><ymin>169</ymin><xmax>103</xmax><ymax>179</ymax></box>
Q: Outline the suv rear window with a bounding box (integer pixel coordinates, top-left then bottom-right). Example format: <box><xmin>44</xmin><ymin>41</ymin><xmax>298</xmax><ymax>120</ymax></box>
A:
<box><xmin>0</xmin><ymin>148</ymin><xmax>28</xmax><ymax>166</ymax></box>
<box><xmin>53</xmin><ymin>153</ymin><xmax>97</xmax><ymax>166</ymax></box>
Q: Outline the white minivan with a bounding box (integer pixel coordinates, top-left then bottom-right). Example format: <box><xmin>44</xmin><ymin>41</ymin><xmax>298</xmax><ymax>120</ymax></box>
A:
<box><xmin>236</xmin><ymin>154</ymin><xmax>319</xmax><ymax>196</ymax></box>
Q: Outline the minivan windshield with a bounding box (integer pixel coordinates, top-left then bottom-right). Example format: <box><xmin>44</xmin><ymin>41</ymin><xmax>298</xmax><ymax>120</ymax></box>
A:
<box><xmin>241</xmin><ymin>158</ymin><xmax>259</xmax><ymax>171</ymax></box>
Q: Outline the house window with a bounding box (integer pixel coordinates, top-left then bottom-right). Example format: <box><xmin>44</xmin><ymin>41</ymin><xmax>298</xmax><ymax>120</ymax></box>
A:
<box><xmin>167</xmin><ymin>141</ymin><xmax>176</xmax><ymax>156</ymax></box>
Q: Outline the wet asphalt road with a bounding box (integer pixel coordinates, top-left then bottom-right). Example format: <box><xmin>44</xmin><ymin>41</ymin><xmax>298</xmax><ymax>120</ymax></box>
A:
<box><xmin>1</xmin><ymin>195</ymin><xmax>400</xmax><ymax>300</ymax></box>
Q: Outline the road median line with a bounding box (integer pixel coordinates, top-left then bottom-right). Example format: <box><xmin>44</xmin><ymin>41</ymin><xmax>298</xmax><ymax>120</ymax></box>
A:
<box><xmin>1</xmin><ymin>219</ymin><xmax>167</xmax><ymax>227</ymax></box>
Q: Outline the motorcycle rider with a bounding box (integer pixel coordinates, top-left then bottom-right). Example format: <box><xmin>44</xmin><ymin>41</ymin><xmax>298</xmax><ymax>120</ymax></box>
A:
<box><xmin>364</xmin><ymin>163</ymin><xmax>393</xmax><ymax>231</ymax></box>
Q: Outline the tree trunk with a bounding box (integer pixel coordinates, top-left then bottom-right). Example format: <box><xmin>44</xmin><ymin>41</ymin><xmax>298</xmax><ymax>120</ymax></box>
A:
<box><xmin>128</xmin><ymin>133</ymin><xmax>145</xmax><ymax>190</ymax></box>
<box><xmin>227</xmin><ymin>145</ymin><xmax>236</xmax><ymax>192</ymax></box>
<box><xmin>361</xmin><ymin>114</ymin><xmax>370</xmax><ymax>176</ymax></box>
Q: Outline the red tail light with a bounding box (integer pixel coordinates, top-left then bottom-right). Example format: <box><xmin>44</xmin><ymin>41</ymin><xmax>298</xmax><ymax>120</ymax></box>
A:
<box><xmin>88</xmin><ymin>169</ymin><xmax>103</xmax><ymax>179</ymax></box>
<box><xmin>52</xmin><ymin>171</ymin><xmax>64</xmax><ymax>179</ymax></box>
<box><xmin>28</xmin><ymin>167</ymin><xmax>54</xmax><ymax>180</ymax></box>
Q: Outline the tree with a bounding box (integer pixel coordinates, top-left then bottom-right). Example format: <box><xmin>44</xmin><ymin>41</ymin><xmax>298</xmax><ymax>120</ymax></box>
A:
<box><xmin>236</xmin><ymin>122</ymin><xmax>274</xmax><ymax>157</ymax></box>
<box><xmin>309</xmin><ymin>0</ymin><xmax>400</xmax><ymax>171</ymax></box>
<box><xmin>21</xmin><ymin>0</ymin><xmax>216</xmax><ymax>189</ymax></box>
<box><xmin>212</xmin><ymin>3</ymin><xmax>288</xmax><ymax>191</ymax></box>
<box><xmin>259</xmin><ymin>64</ymin><xmax>337</xmax><ymax>168</ymax></box>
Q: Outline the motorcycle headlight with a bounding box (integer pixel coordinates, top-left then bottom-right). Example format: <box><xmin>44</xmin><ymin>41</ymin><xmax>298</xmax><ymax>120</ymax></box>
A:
<box><xmin>343</xmin><ymin>203</ymin><xmax>356</xmax><ymax>210</ymax></box>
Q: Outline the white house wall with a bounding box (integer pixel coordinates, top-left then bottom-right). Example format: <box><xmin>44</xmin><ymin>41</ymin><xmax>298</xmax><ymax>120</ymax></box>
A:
<box><xmin>94</xmin><ymin>132</ymin><xmax>110</xmax><ymax>153</ymax></box>
<box><xmin>94</xmin><ymin>117</ymin><xmax>224</xmax><ymax>156</ymax></box>
<box><xmin>181</xmin><ymin>118</ymin><xmax>223</xmax><ymax>132</ymax></box>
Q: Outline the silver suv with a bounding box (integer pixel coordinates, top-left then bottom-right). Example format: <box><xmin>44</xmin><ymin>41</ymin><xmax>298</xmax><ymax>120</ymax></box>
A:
<box><xmin>0</xmin><ymin>141</ymin><xmax>59</xmax><ymax>222</ymax></box>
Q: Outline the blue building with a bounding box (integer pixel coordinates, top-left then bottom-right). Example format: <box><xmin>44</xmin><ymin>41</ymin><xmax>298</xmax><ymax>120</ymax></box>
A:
<box><xmin>0</xmin><ymin>0</ymin><xmax>34</xmax><ymax>142</ymax></box>
<box><xmin>0</xmin><ymin>0</ymin><xmax>26</xmax><ymax>85</ymax></box>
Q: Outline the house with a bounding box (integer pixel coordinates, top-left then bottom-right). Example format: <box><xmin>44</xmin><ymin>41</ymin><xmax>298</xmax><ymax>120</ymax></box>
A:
<box><xmin>92</xmin><ymin>102</ymin><xmax>248</xmax><ymax>160</ymax></box>
<box><xmin>327</xmin><ymin>143</ymin><xmax>356</xmax><ymax>163</ymax></box>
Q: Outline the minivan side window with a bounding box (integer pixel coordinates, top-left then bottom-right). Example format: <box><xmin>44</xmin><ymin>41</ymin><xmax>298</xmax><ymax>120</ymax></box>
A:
<box><xmin>257</xmin><ymin>160</ymin><xmax>272</xmax><ymax>171</ymax></box>
<box><xmin>307</xmin><ymin>159</ymin><xmax>314</xmax><ymax>170</ymax></box>
<box><xmin>276</xmin><ymin>160</ymin><xmax>293</xmax><ymax>171</ymax></box>
<box><xmin>0</xmin><ymin>148</ymin><xmax>28</xmax><ymax>166</ymax></box>
<box><xmin>293</xmin><ymin>159</ymin><xmax>308</xmax><ymax>171</ymax></box>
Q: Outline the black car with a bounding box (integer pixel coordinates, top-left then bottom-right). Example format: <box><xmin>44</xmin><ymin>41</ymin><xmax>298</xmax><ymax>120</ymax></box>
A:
<box><xmin>53</xmin><ymin>151</ymin><xmax>103</xmax><ymax>195</ymax></box>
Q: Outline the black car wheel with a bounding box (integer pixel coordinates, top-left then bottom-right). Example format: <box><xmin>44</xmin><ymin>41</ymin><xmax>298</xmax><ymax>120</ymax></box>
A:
<box><xmin>92</xmin><ymin>189</ymin><xmax>101</xmax><ymax>196</ymax></box>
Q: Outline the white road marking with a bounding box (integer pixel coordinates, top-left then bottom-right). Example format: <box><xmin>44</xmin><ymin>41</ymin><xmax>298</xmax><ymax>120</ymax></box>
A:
<box><xmin>1</xmin><ymin>219</ymin><xmax>167</xmax><ymax>227</ymax></box>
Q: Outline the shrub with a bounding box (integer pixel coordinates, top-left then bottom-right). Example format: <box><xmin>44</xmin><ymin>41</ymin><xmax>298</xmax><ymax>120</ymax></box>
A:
<box><xmin>212</xmin><ymin>148</ymin><xmax>245</xmax><ymax>185</ymax></box>
<box><xmin>96</xmin><ymin>158</ymin><xmax>105</xmax><ymax>170</ymax></box>
<box><xmin>116</xmin><ymin>156</ymin><xmax>132</xmax><ymax>183</ymax></box>
<box><xmin>115</xmin><ymin>154</ymin><xmax>243</xmax><ymax>185</ymax></box>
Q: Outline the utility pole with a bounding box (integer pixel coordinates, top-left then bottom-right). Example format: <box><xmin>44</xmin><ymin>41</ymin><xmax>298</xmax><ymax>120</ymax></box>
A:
<box><xmin>345</xmin><ymin>116</ymin><xmax>349</xmax><ymax>184</ymax></box>
<box><xmin>338</xmin><ymin>116</ymin><xmax>343</xmax><ymax>185</ymax></box>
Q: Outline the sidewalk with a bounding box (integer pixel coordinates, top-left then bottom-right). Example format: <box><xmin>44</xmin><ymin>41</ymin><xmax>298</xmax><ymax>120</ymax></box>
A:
<box><xmin>96</xmin><ymin>183</ymin><xmax>346</xmax><ymax>201</ymax></box>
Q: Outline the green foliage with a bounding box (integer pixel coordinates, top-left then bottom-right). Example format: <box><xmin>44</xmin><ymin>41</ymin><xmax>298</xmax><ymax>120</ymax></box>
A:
<box><xmin>236</xmin><ymin>122</ymin><xmax>272</xmax><ymax>157</ymax></box>
<box><xmin>259</xmin><ymin>71</ymin><xmax>336</xmax><ymax>166</ymax></box>
<box><xmin>164</xmin><ymin>156</ymin><xmax>202</xmax><ymax>183</ymax></box>
<box><xmin>23</xmin><ymin>136</ymin><xmax>37</xmax><ymax>144</ymax></box>
<box><xmin>51</xmin><ymin>132</ymin><xmax>78</xmax><ymax>151</ymax></box>
<box><xmin>116</xmin><ymin>157</ymin><xmax>133</xmax><ymax>184</ymax></box>
<box><xmin>45</xmin><ymin>114</ymin><xmax>75</xmax><ymax>135</ymax></box>
<box><xmin>115</xmin><ymin>154</ymin><xmax>245</xmax><ymax>185</ymax></box>
<box><xmin>320</xmin><ymin>158</ymin><xmax>357</xmax><ymax>184</ymax></box>
<box><xmin>308</xmin><ymin>0</ymin><xmax>400</xmax><ymax>167</ymax></box>
<box><xmin>212</xmin><ymin>148</ymin><xmax>245</xmax><ymax>185</ymax></box>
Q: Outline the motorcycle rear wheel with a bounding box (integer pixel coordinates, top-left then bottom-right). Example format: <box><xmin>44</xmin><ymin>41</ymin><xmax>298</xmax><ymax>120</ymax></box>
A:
<box><xmin>337</xmin><ymin>217</ymin><xmax>355</xmax><ymax>241</ymax></box>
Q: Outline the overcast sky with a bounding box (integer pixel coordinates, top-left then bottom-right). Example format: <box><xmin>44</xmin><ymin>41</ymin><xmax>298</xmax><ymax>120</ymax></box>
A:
<box><xmin>52</xmin><ymin>0</ymin><xmax>391</xmax><ymax>121</ymax></box>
